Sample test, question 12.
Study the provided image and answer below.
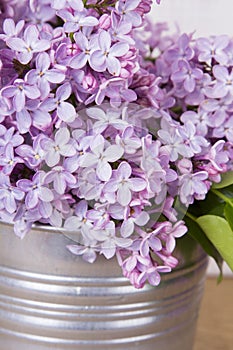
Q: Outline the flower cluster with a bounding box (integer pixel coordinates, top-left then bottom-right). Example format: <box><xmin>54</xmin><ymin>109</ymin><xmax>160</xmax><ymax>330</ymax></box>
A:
<box><xmin>0</xmin><ymin>1</ymin><xmax>232</xmax><ymax>288</ymax></box>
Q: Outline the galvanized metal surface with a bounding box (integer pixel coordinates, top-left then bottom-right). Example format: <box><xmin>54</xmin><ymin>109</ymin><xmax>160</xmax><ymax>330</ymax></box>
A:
<box><xmin>0</xmin><ymin>221</ymin><xmax>208</xmax><ymax>350</ymax></box>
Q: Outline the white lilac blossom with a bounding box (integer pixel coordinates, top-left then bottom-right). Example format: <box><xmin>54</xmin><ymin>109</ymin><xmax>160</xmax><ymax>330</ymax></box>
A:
<box><xmin>41</xmin><ymin>127</ymin><xmax>76</xmax><ymax>167</ymax></box>
<box><xmin>79</xmin><ymin>134</ymin><xmax>124</xmax><ymax>181</ymax></box>
<box><xmin>0</xmin><ymin>0</ymin><xmax>233</xmax><ymax>289</ymax></box>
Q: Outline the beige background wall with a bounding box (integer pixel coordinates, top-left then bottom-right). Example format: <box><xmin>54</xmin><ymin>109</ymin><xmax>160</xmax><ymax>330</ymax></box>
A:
<box><xmin>151</xmin><ymin>0</ymin><xmax>233</xmax><ymax>36</ymax></box>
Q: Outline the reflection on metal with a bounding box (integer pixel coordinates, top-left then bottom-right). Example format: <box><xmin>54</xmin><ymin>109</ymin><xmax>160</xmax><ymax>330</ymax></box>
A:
<box><xmin>0</xmin><ymin>221</ymin><xmax>208</xmax><ymax>350</ymax></box>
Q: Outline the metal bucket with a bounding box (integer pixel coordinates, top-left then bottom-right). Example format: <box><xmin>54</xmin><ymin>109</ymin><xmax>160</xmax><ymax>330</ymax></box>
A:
<box><xmin>0</xmin><ymin>221</ymin><xmax>208</xmax><ymax>350</ymax></box>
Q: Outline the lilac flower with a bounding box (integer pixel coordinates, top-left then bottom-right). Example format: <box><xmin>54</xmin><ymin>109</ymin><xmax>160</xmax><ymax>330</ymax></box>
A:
<box><xmin>79</xmin><ymin>134</ymin><xmax>124</xmax><ymax>182</ymax></box>
<box><xmin>0</xmin><ymin>96</ymin><xmax>14</xmax><ymax>122</ymax></box>
<box><xmin>41</xmin><ymin>127</ymin><xmax>76</xmax><ymax>167</ymax></box>
<box><xmin>0</xmin><ymin>126</ymin><xmax>24</xmax><ymax>152</ymax></box>
<box><xmin>141</xmin><ymin>136</ymin><xmax>164</xmax><ymax>175</ymax></box>
<box><xmin>213</xmin><ymin>116</ymin><xmax>233</xmax><ymax>142</ymax></box>
<box><xmin>91</xmin><ymin>221</ymin><xmax>132</xmax><ymax>259</ymax></box>
<box><xmin>1</xmin><ymin>79</ymin><xmax>40</xmax><ymax>112</ymax></box>
<box><xmin>74</xmin><ymin>168</ymin><xmax>103</xmax><ymax>201</ymax></box>
<box><xmin>13</xmin><ymin>97</ymin><xmax>54</xmax><ymax>134</ymax></box>
<box><xmin>115</xmin><ymin>0</ymin><xmax>142</xmax><ymax>27</ymax></box>
<box><xmin>2</xmin><ymin>0</ymin><xmax>233</xmax><ymax>289</ymax></box>
<box><xmin>159</xmin><ymin>221</ymin><xmax>187</xmax><ymax>253</ymax></box>
<box><xmin>13</xmin><ymin>218</ymin><xmax>32</xmax><ymax>239</ymax></box>
<box><xmin>179</xmin><ymin>171</ymin><xmax>209</xmax><ymax>206</ymax></box>
<box><xmin>44</xmin><ymin>165</ymin><xmax>76</xmax><ymax>195</ymax></box>
<box><xmin>64</xmin><ymin>200</ymin><xmax>93</xmax><ymax>239</ymax></box>
<box><xmin>57</xmin><ymin>9</ymin><xmax>98</xmax><ymax>33</ymax></box>
<box><xmin>27</xmin><ymin>0</ymin><xmax>56</xmax><ymax>25</ymax></box>
<box><xmin>67</xmin><ymin>239</ymin><xmax>98</xmax><ymax>264</ymax></box>
<box><xmin>209</xmin><ymin>140</ymin><xmax>230</xmax><ymax>172</ymax></box>
<box><xmin>137</xmin><ymin>262</ymin><xmax>171</xmax><ymax>287</ymax></box>
<box><xmin>17</xmin><ymin>171</ymin><xmax>54</xmax><ymax>210</ymax></box>
<box><xmin>110</xmin><ymin>13</ymin><xmax>135</xmax><ymax>45</ymax></box>
<box><xmin>197</xmin><ymin>35</ymin><xmax>229</xmax><ymax>65</ymax></box>
<box><xmin>26</xmin><ymin>52</ymin><xmax>65</xmax><ymax>99</ymax></box>
<box><xmin>177</xmin><ymin>158</ymin><xmax>193</xmax><ymax>175</ymax></box>
<box><xmin>171</xmin><ymin>59</ymin><xmax>203</xmax><ymax>93</ymax></box>
<box><xmin>120</xmin><ymin>251</ymin><xmax>147</xmax><ymax>288</ymax></box>
<box><xmin>86</xmin><ymin>106</ymin><xmax>128</xmax><ymax>132</ymax></box>
<box><xmin>177</xmin><ymin>121</ymin><xmax>209</xmax><ymax>155</ymax></box>
<box><xmin>196</xmin><ymin>140</ymin><xmax>229</xmax><ymax>182</ymax></box>
<box><xmin>63</xmin><ymin>130</ymin><xmax>91</xmax><ymax>173</ymax></box>
<box><xmin>161</xmin><ymin>197</ymin><xmax>178</xmax><ymax>222</ymax></box>
<box><xmin>201</xmin><ymin>94</ymin><xmax>233</xmax><ymax>129</ymax></box>
<box><xmin>47</xmin><ymin>192</ymin><xmax>73</xmax><ymax>228</ymax></box>
<box><xmin>211</xmin><ymin>65</ymin><xmax>233</xmax><ymax>98</ymax></box>
<box><xmin>120</xmin><ymin>206</ymin><xmax>150</xmax><ymax>237</ymax></box>
<box><xmin>136</xmin><ymin>0</ymin><xmax>154</xmax><ymax>15</ymax></box>
<box><xmin>0</xmin><ymin>173</ymin><xmax>24</xmax><ymax>214</ymax></box>
<box><xmin>154</xmin><ymin>250</ymin><xmax>178</xmax><ymax>269</ymax></box>
<box><xmin>104</xmin><ymin>162</ymin><xmax>147</xmax><ymax>206</ymax></box>
<box><xmin>25</xmin><ymin>99</ymin><xmax>53</xmax><ymax>131</ymax></box>
<box><xmin>115</xmin><ymin>126</ymin><xmax>141</xmax><ymax>154</ymax></box>
<box><xmin>86</xmin><ymin>205</ymin><xmax>110</xmax><ymax>229</ymax></box>
<box><xmin>185</xmin><ymin>73</ymin><xmax>212</xmax><ymax>106</ymax></box>
<box><xmin>50</xmin><ymin>42</ymin><xmax>71</xmax><ymax>69</ymax></box>
<box><xmin>139</xmin><ymin>227</ymin><xmax>163</xmax><ymax>257</ymax></box>
<box><xmin>52</xmin><ymin>0</ymin><xmax>84</xmax><ymax>11</ymax></box>
<box><xmin>158</xmin><ymin>119</ymin><xmax>193</xmax><ymax>161</ymax></box>
<box><xmin>14</xmin><ymin>107</ymin><xmax>32</xmax><ymax>134</ymax></box>
<box><xmin>131</xmin><ymin>72</ymin><xmax>163</xmax><ymax>108</ymax></box>
<box><xmin>90</xmin><ymin>31</ymin><xmax>129</xmax><ymax>76</ymax></box>
<box><xmin>180</xmin><ymin>110</ymin><xmax>210</xmax><ymax>137</ymax></box>
<box><xmin>46</xmin><ymin>82</ymin><xmax>77</xmax><ymax>123</ymax></box>
<box><xmin>6</xmin><ymin>24</ymin><xmax>50</xmax><ymax>64</ymax></box>
<box><xmin>121</xmin><ymin>251</ymin><xmax>171</xmax><ymax>288</ymax></box>
<box><xmin>16</xmin><ymin>134</ymin><xmax>46</xmax><ymax>168</ymax></box>
<box><xmin>95</xmin><ymin>78</ymin><xmax>137</xmax><ymax>106</ymax></box>
<box><xmin>80</xmin><ymin>71</ymin><xmax>98</xmax><ymax>94</ymax></box>
<box><xmin>69</xmin><ymin>31</ymin><xmax>96</xmax><ymax>70</ymax></box>
<box><xmin>0</xmin><ymin>143</ymin><xmax>23</xmax><ymax>175</ymax></box>
<box><xmin>0</xmin><ymin>18</ymin><xmax>24</xmax><ymax>41</ymax></box>
<box><xmin>121</xmin><ymin>206</ymin><xmax>150</xmax><ymax>237</ymax></box>
<box><xmin>164</xmin><ymin>33</ymin><xmax>194</xmax><ymax>64</ymax></box>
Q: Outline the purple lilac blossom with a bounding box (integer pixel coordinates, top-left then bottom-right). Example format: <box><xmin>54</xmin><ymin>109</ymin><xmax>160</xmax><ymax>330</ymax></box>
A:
<box><xmin>1</xmin><ymin>0</ymin><xmax>233</xmax><ymax>289</ymax></box>
<box><xmin>90</xmin><ymin>30</ymin><xmax>129</xmax><ymax>76</ymax></box>
<box><xmin>2</xmin><ymin>79</ymin><xmax>40</xmax><ymax>112</ymax></box>
<box><xmin>6</xmin><ymin>24</ymin><xmax>50</xmax><ymax>64</ymax></box>
<box><xmin>26</xmin><ymin>52</ymin><xmax>66</xmax><ymax>99</ymax></box>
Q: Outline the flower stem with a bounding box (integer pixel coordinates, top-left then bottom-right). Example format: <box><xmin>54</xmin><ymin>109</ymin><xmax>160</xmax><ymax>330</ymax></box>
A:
<box><xmin>185</xmin><ymin>211</ymin><xmax>197</xmax><ymax>222</ymax></box>
<box><xmin>178</xmin><ymin>206</ymin><xmax>197</xmax><ymax>222</ymax></box>
<box><xmin>211</xmin><ymin>188</ymin><xmax>233</xmax><ymax>207</ymax></box>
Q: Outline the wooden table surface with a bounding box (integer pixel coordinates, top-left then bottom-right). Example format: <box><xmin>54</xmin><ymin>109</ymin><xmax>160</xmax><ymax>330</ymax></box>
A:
<box><xmin>194</xmin><ymin>278</ymin><xmax>233</xmax><ymax>350</ymax></box>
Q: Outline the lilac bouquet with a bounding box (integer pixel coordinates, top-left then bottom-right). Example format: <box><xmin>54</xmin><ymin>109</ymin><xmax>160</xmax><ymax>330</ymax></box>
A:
<box><xmin>0</xmin><ymin>0</ymin><xmax>232</xmax><ymax>289</ymax></box>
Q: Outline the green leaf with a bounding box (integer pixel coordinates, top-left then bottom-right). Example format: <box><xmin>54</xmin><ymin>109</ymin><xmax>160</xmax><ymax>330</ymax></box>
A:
<box><xmin>224</xmin><ymin>202</ymin><xmax>233</xmax><ymax>231</ymax></box>
<box><xmin>212</xmin><ymin>171</ymin><xmax>233</xmax><ymax>189</ymax></box>
<box><xmin>188</xmin><ymin>191</ymin><xmax>225</xmax><ymax>218</ymax></box>
<box><xmin>185</xmin><ymin>216</ymin><xmax>223</xmax><ymax>274</ymax></box>
<box><xmin>196</xmin><ymin>215</ymin><xmax>233</xmax><ymax>272</ymax></box>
